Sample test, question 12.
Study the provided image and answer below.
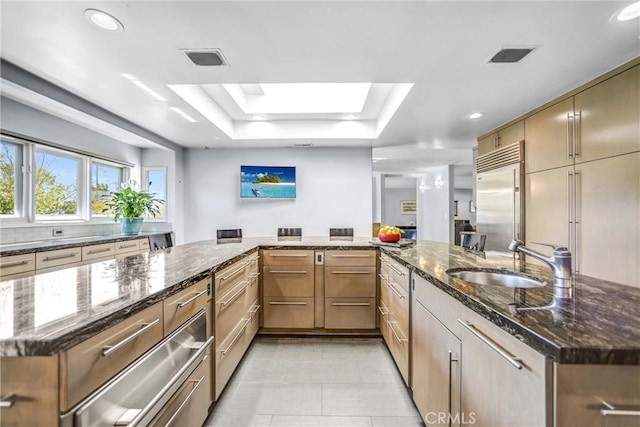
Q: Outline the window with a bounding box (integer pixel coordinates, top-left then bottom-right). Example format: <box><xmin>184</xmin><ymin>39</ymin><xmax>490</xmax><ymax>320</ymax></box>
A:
<box><xmin>144</xmin><ymin>167</ymin><xmax>167</xmax><ymax>220</ymax></box>
<box><xmin>0</xmin><ymin>139</ymin><xmax>23</xmax><ymax>217</ymax></box>
<box><xmin>91</xmin><ymin>160</ymin><xmax>125</xmax><ymax>217</ymax></box>
<box><xmin>34</xmin><ymin>147</ymin><xmax>82</xmax><ymax>219</ymax></box>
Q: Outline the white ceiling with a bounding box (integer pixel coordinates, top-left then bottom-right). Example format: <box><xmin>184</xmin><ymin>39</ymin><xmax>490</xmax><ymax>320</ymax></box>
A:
<box><xmin>1</xmin><ymin>1</ymin><xmax>638</xmax><ymax>183</ymax></box>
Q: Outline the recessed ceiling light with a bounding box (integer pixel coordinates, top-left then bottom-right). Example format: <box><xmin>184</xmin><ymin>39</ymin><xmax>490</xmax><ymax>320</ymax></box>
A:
<box><xmin>617</xmin><ymin>1</ymin><xmax>640</xmax><ymax>21</ymax></box>
<box><xmin>344</xmin><ymin>114</ymin><xmax>358</xmax><ymax>120</ymax></box>
<box><xmin>84</xmin><ymin>9</ymin><xmax>124</xmax><ymax>32</ymax></box>
<box><xmin>468</xmin><ymin>112</ymin><xmax>485</xmax><ymax>119</ymax></box>
<box><xmin>252</xmin><ymin>115</ymin><xmax>264</xmax><ymax>120</ymax></box>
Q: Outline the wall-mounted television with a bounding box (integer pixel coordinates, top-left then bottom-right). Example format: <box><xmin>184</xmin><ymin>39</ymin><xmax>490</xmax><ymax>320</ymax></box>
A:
<box><xmin>240</xmin><ymin>165</ymin><xmax>296</xmax><ymax>199</ymax></box>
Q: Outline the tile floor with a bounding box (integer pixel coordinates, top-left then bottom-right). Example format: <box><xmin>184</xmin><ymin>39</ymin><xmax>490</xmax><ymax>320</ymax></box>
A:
<box><xmin>205</xmin><ymin>336</ymin><xmax>424</xmax><ymax>427</ymax></box>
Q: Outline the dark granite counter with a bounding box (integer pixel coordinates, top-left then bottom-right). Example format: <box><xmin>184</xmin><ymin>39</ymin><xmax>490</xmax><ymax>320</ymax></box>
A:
<box><xmin>0</xmin><ymin>237</ymin><xmax>374</xmax><ymax>357</ymax></box>
<box><xmin>1</xmin><ymin>238</ymin><xmax>639</xmax><ymax>364</ymax></box>
<box><xmin>381</xmin><ymin>241</ymin><xmax>640</xmax><ymax>365</ymax></box>
<box><xmin>0</xmin><ymin>232</ymin><xmax>166</xmax><ymax>256</ymax></box>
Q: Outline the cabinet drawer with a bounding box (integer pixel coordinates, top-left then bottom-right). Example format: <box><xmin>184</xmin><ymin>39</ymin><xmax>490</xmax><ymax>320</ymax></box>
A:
<box><xmin>164</xmin><ymin>278</ymin><xmax>209</xmax><ymax>335</ymax></box>
<box><xmin>263</xmin><ymin>297</ymin><xmax>314</xmax><ymax>328</ymax></box>
<box><xmin>0</xmin><ymin>253</ymin><xmax>35</xmax><ymax>278</ymax></box>
<box><xmin>114</xmin><ymin>240</ymin><xmax>141</xmax><ymax>255</ymax></box>
<box><xmin>60</xmin><ymin>303</ymin><xmax>163</xmax><ymax>411</ymax></box>
<box><xmin>215</xmin><ymin>258</ymin><xmax>251</xmax><ymax>297</ymax></box>
<box><xmin>149</xmin><ymin>356</ymin><xmax>210</xmax><ymax>427</ymax></box>
<box><xmin>324</xmin><ymin>297</ymin><xmax>376</xmax><ymax>329</ymax></box>
<box><xmin>215</xmin><ymin>317</ymin><xmax>251</xmax><ymax>399</ymax></box>
<box><xmin>262</xmin><ymin>250</ymin><xmax>314</xmax><ymax>266</ymax></box>
<box><xmin>247</xmin><ymin>298</ymin><xmax>260</xmax><ymax>339</ymax></box>
<box><xmin>246</xmin><ymin>272</ymin><xmax>260</xmax><ymax>304</ymax></box>
<box><xmin>386</xmin><ymin>310</ymin><xmax>410</xmax><ymax>385</ymax></box>
<box><xmin>382</xmin><ymin>273</ymin><xmax>409</xmax><ymax>331</ymax></box>
<box><xmin>263</xmin><ymin>266</ymin><xmax>314</xmax><ymax>297</ymax></box>
<box><xmin>36</xmin><ymin>248</ymin><xmax>81</xmax><ymax>271</ymax></box>
<box><xmin>139</xmin><ymin>237</ymin><xmax>151</xmax><ymax>251</ymax></box>
<box><xmin>325</xmin><ymin>250</ymin><xmax>376</xmax><ymax>267</ymax></box>
<box><xmin>387</xmin><ymin>259</ymin><xmax>410</xmax><ymax>292</ymax></box>
<box><xmin>325</xmin><ymin>267</ymin><xmax>376</xmax><ymax>297</ymax></box>
<box><xmin>82</xmin><ymin>243</ymin><xmax>115</xmax><ymax>261</ymax></box>
<box><xmin>246</xmin><ymin>253</ymin><xmax>260</xmax><ymax>274</ymax></box>
<box><xmin>215</xmin><ymin>280</ymin><xmax>250</xmax><ymax>345</ymax></box>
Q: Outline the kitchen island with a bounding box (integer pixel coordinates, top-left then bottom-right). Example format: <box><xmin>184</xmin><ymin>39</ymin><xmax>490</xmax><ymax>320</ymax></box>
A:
<box><xmin>1</xmin><ymin>238</ymin><xmax>639</xmax><ymax>426</ymax></box>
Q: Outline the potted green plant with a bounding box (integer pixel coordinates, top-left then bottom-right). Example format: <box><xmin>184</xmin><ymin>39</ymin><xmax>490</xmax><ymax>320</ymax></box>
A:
<box><xmin>103</xmin><ymin>180</ymin><xmax>164</xmax><ymax>235</ymax></box>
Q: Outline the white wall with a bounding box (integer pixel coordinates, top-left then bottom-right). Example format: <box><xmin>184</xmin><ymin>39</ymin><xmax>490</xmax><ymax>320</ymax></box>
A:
<box><xmin>417</xmin><ymin>165</ymin><xmax>454</xmax><ymax>243</ymax></box>
<box><xmin>183</xmin><ymin>147</ymin><xmax>372</xmax><ymax>242</ymax></box>
<box><xmin>384</xmin><ymin>188</ymin><xmax>416</xmax><ymax>226</ymax></box>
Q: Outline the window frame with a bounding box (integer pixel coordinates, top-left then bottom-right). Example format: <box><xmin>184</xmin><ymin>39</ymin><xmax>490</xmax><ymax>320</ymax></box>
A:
<box><xmin>90</xmin><ymin>158</ymin><xmax>130</xmax><ymax>221</ymax></box>
<box><xmin>0</xmin><ymin>138</ymin><xmax>25</xmax><ymax>221</ymax></box>
<box><xmin>142</xmin><ymin>166</ymin><xmax>168</xmax><ymax>222</ymax></box>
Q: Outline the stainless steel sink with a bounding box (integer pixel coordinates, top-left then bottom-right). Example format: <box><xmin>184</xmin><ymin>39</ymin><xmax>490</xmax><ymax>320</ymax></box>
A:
<box><xmin>446</xmin><ymin>268</ymin><xmax>546</xmax><ymax>288</ymax></box>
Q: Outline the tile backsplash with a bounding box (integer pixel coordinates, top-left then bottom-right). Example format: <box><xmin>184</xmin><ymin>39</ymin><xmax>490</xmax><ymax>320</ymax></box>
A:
<box><xmin>0</xmin><ymin>222</ymin><xmax>173</xmax><ymax>245</ymax></box>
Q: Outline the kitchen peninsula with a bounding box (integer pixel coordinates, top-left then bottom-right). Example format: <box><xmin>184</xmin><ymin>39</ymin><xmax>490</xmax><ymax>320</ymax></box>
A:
<box><xmin>1</xmin><ymin>237</ymin><xmax>639</xmax><ymax>426</ymax></box>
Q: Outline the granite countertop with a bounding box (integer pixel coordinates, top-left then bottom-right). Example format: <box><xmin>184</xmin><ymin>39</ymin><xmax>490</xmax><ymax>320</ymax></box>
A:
<box><xmin>381</xmin><ymin>241</ymin><xmax>640</xmax><ymax>365</ymax></box>
<box><xmin>1</xmin><ymin>238</ymin><xmax>639</xmax><ymax>364</ymax></box>
<box><xmin>0</xmin><ymin>232</ymin><xmax>166</xmax><ymax>256</ymax></box>
<box><xmin>0</xmin><ymin>237</ymin><xmax>375</xmax><ymax>357</ymax></box>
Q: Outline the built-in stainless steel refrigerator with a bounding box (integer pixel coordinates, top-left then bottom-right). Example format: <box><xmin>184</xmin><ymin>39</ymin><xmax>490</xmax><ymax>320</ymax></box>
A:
<box><xmin>476</xmin><ymin>141</ymin><xmax>524</xmax><ymax>253</ymax></box>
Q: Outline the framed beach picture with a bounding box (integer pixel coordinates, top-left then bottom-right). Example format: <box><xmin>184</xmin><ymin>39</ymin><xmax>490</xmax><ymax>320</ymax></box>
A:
<box><xmin>401</xmin><ymin>200</ymin><xmax>416</xmax><ymax>214</ymax></box>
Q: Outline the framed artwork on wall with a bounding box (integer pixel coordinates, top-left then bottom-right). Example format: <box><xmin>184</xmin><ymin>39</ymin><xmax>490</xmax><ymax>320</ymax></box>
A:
<box><xmin>401</xmin><ymin>200</ymin><xmax>416</xmax><ymax>214</ymax></box>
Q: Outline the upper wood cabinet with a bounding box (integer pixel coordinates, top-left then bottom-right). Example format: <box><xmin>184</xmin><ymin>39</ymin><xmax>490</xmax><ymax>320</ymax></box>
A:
<box><xmin>574</xmin><ymin>65</ymin><xmax>639</xmax><ymax>164</ymax></box>
<box><xmin>524</xmin><ymin>97</ymin><xmax>575</xmax><ymax>173</ymax></box>
<box><xmin>477</xmin><ymin>120</ymin><xmax>524</xmax><ymax>157</ymax></box>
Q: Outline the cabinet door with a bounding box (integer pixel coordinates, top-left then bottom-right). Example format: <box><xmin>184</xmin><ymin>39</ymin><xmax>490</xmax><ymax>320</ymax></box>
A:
<box><xmin>525</xmin><ymin>166</ymin><xmax>573</xmax><ymax>262</ymax></box>
<box><xmin>525</xmin><ymin>98</ymin><xmax>575</xmax><ymax>173</ymax></box>
<box><xmin>459</xmin><ymin>312</ymin><xmax>550</xmax><ymax>427</ymax></box>
<box><xmin>575</xmin><ymin>153</ymin><xmax>640</xmax><ymax>287</ymax></box>
<box><xmin>497</xmin><ymin>120</ymin><xmax>524</xmax><ymax>148</ymax></box>
<box><xmin>412</xmin><ymin>298</ymin><xmax>461</xmax><ymax>426</ymax></box>
<box><xmin>477</xmin><ymin>132</ymin><xmax>498</xmax><ymax>157</ymax></box>
<box><xmin>574</xmin><ymin>65</ymin><xmax>639</xmax><ymax>163</ymax></box>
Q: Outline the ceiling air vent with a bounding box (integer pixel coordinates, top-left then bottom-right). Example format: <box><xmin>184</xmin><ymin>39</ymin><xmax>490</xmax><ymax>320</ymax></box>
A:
<box><xmin>183</xmin><ymin>49</ymin><xmax>228</xmax><ymax>66</ymax></box>
<box><xmin>488</xmin><ymin>48</ymin><xmax>534</xmax><ymax>63</ymax></box>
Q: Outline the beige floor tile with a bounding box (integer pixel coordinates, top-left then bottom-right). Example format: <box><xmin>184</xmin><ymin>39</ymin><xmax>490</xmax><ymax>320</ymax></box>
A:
<box><xmin>270</xmin><ymin>415</ymin><xmax>373</xmax><ymax>426</ymax></box>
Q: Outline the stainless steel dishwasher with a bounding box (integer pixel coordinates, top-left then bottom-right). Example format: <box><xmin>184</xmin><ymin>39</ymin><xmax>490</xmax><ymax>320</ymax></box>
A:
<box><xmin>61</xmin><ymin>310</ymin><xmax>213</xmax><ymax>427</ymax></box>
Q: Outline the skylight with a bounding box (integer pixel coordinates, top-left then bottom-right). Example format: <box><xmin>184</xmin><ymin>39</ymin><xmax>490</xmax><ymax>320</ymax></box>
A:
<box><xmin>222</xmin><ymin>83</ymin><xmax>371</xmax><ymax>114</ymax></box>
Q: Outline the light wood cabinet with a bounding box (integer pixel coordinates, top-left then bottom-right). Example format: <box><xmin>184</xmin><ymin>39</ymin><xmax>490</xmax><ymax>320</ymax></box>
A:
<box><xmin>0</xmin><ymin>253</ymin><xmax>35</xmax><ymax>279</ymax></box>
<box><xmin>525</xmin><ymin>97</ymin><xmax>575</xmax><ymax>173</ymax></box>
<box><xmin>379</xmin><ymin>253</ymin><xmax>410</xmax><ymax>385</ymax></box>
<box><xmin>163</xmin><ymin>277</ymin><xmax>209</xmax><ymax>335</ymax></box>
<box><xmin>262</xmin><ymin>250</ymin><xmax>315</xmax><ymax>329</ymax></box>
<box><xmin>59</xmin><ymin>302</ymin><xmax>164</xmax><ymax>411</ymax></box>
<box><xmin>478</xmin><ymin>120</ymin><xmax>524</xmax><ymax>157</ymax></box>
<box><xmin>35</xmin><ymin>247</ymin><xmax>81</xmax><ymax>271</ymax></box>
<box><xmin>0</xmin><ymin>356</ymin><xmax>59</xmax><ymax>427</ymax></box>
<box><xmin>114</xmin><ymin>239</ymin><xmax>141</xmax><ymax>256</ymax></box>
<box><xmin>574</xmin><ymin>153</ymin><xmax>640</xmax><ymax>286</ymax></box>
<box><xmin>574</xmin><ymin>65</ymin><xmax>639</xmax><ymax>164</ymax></box>
<box><xmin>81</xmin><ymin>242</ymin><xmax>115</xmax><ymax>261</ymax></box>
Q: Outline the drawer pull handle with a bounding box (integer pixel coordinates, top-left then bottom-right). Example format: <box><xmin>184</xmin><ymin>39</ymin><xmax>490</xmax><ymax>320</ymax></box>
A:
<box><xmin>388</xmin><ymin>263</ymin><xmax>406</xmax><ymax>276</ymax></box>
<box><xmin>331</xmin><ymin>254</ymin><xmax>371</xmax><ymax>258</ymax></box>
<box><xmin>177</xmin><ymin>289</ymin><xmax>207</xmax><ymax>308</ymax></box>
<box><xmin>378</xmin><ymin>305</ymin><xmax>389</xmax><ymax>315</ymax></box>
<box><xmin>269</xmin><ymin>301</ymin><xmax>307</xmax><ymax>306</ymax></box>
<box><xmin>249</xmin><ymin>304</ymin><xmax>261</xmax><ymax>314</ymax></box>
<box><xmin>0</xmin><ymin>394</ymin><xmax>16</xmax><ymax>408</ymax></box>
<box><xmin>219</xmin><ymin>262</ymin><xmax>249</xmax><ymax>282</ymax></box>
<box><xmin>458</xmin><ymin>319</ymin><xmax>523</xmax><ymax>370</ymax></box>
<box><xmin>164</xmin><ymin>375</ymin><xmax>206</xmax><ymax>427</ymax></box>
<box><xmin>102</xmin><ymin>319</ymin><xmax>160</xmax><ymax>357</ymax></box>
<box><xmin>386</xmin><ymin>281</ymin><xmax>406</xmax><ymax>300</ymax></box>
<box><xmin>386</xmin><ymin>320</ymin><xmax>408</xmax><ymax>344</ymax></box>
<box><xmin>1</xmin><ymin>260</ymin><xmax>30</xmax><ymax>268</ymax></box>
<box><xmin>218</xmin><ymin>280</ymin><xmax>249</xmax><ymax>306</ymax></box>
<box><xmin>331</xmin><ymin>302</ymin><xmax>370</xmax><ymax>306</ymax></box>
<box><xmin>269</xmin><ymin>270</ymin><xmax>307</xmax><ymax>274</ymax></box>
<box><xmin>269</xmin><ymin>253</ymin><xmax>308</xmax><ymax>257</ymax></box>
<box><xmin>601</xmin><ymin>401</ymin><xmax>640</xmax><ymax>417</ymax></box>
<box><xmin>87</xmin><ymin>247</ymin><xmax>111</xmax><ymax>255</ymax></box>
<box><xmin>42</xmin><ymin>253</ymin><xmax>77</xmax><ymax>262</ymax></box>
<box><xmin>330</xmin><ymin>271</ymin><xmax>371</xmax><ymax>275</ymax></box>
<box><xmin>219</xmin><ymin>318</ymin><xmax>250</xmax><ymax>356</ymax></box>
<box><xmin>118</xmin><ymin>243</ymin><xmax>137</xmax><ymax>249</ymax></box>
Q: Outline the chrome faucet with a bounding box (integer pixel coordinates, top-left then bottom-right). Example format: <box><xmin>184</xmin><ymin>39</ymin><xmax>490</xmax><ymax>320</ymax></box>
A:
<box><xmin>508</xmin><ymin>239</ymin><xmax>573</xmax><ymax>298</ymax></box>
